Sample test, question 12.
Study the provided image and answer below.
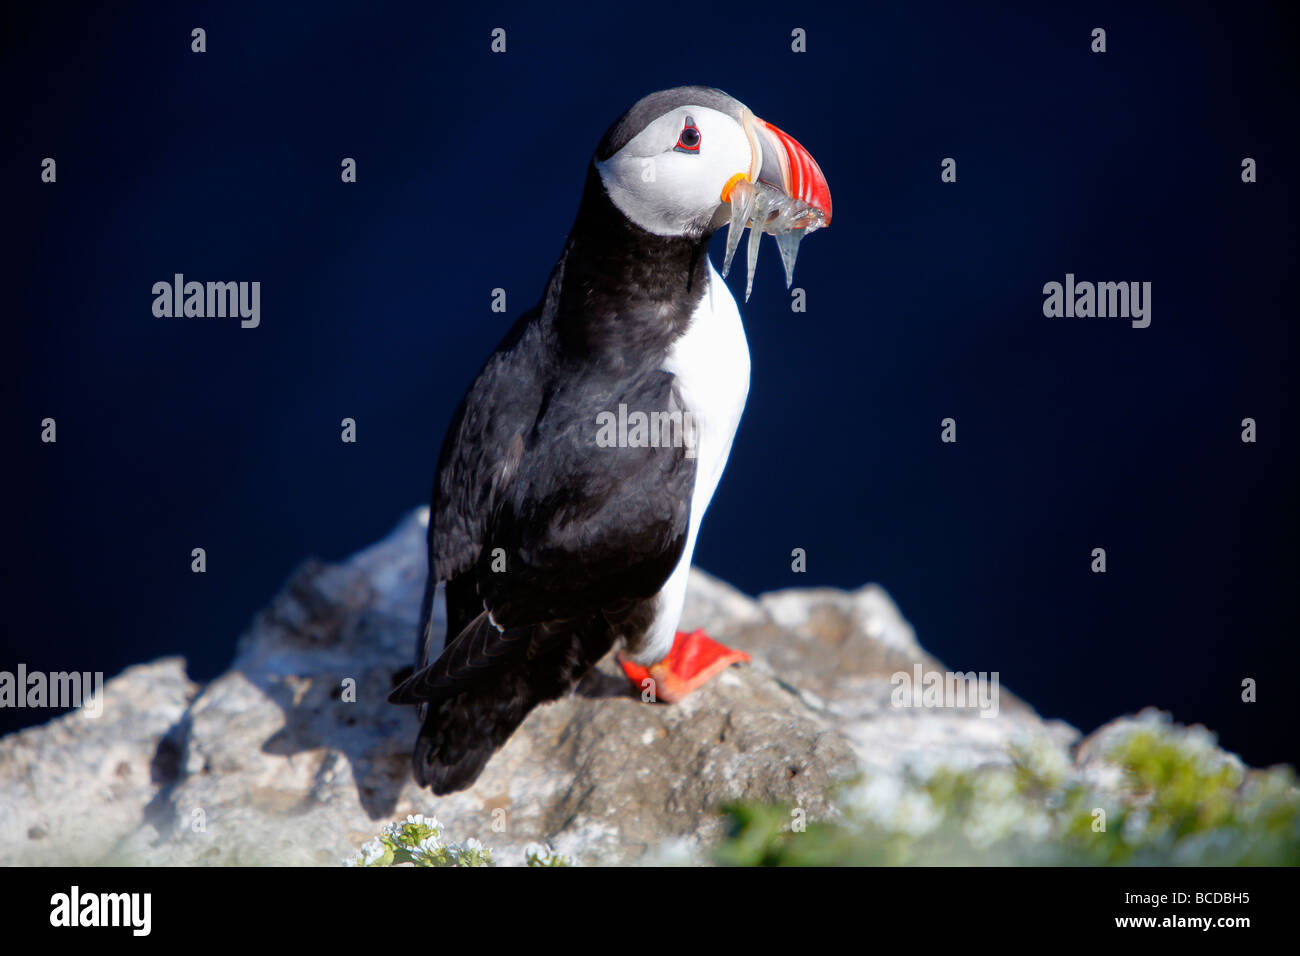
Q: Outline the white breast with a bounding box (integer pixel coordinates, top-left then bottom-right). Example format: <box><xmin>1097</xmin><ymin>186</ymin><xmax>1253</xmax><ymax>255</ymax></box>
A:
<box><xmin>631</xmin><ymin>260</ymin><xmax>750</xmax><ymax>664</ymax></box>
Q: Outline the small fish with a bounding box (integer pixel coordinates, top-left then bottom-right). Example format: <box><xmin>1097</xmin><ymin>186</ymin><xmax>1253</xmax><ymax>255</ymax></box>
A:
<box><xmin>720</xmin><ymin>179</ymin><xmax>826</xmax><ymax>301</ymax></box>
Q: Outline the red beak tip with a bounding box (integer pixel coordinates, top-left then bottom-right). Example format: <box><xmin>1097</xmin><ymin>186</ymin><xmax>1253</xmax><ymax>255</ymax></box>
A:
<box><xmin>763</xmin><ymin>119</ymin><xmax>832</xmax><ymax>225</ymax></box>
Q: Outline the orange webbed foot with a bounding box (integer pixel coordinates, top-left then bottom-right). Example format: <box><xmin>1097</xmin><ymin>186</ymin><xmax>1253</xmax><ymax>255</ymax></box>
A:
<box><xmin>619</xmin><ymin>629</ymin><xmax>751</xmax><ymax>702</ymax></box>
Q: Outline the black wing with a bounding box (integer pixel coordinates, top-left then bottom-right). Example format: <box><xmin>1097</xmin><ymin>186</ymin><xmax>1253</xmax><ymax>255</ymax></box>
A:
<box><xmin>393</xmin><ymin>362</ymin><xmax>695</xmax><ymax>704</ymax></box>
<box><xmin>427</xmin><ymin>306</ymin><xmax>546</xmax><ymax>586</ymax></box>
<box><xmin>391</xmin><ymin>358</ymin><xmax>695</xmax><ymax>793</ymax></box>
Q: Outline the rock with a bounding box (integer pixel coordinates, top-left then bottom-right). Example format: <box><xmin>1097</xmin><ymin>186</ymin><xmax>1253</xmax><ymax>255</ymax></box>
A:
<box><xmin>680</xmin><ymin>574</ymin><xmax>1080</xmax><ymax>808</ymax></box>
<box><xmin>1</xmin><ymin>509</ymin><xmax>1083</xmax><ymax>866</ymax></box>
<box><xmin>0</xmin><ymin>659</ymin><xmax>198</xmax><ymax>866</ymax></box>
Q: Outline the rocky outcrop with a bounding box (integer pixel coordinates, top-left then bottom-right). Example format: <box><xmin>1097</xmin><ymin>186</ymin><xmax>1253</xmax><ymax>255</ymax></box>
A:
<box><xmin>3</xmin><ymin>509</ymin><xmax>1081</xmax><ymax>866</ymax></box>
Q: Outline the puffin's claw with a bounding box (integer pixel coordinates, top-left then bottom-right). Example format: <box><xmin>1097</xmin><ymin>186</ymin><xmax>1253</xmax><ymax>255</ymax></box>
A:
<box><xmin>619</xmin><ymin>629</ymin><xmax>751</xmax><ymax>703</ymax></box>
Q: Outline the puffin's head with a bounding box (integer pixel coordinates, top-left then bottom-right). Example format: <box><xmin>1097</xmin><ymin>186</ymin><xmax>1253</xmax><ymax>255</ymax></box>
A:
<box><xmin>594</xmin><ymin>85</ymin><xmax>832</xmax><ymax>243</ymax></box>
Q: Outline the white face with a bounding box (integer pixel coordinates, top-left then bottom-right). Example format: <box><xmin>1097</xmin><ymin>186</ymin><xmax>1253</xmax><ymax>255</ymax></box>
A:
<box><xmin>595</xmin><ymin>105</ymin><xmax>753</xmax><ymax>238</ymax></box>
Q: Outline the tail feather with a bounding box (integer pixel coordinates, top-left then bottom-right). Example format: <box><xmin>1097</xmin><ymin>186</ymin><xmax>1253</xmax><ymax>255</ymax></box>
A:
<box><xmin>403</xmin><ymin>614</ymin><xmax>614</xmax><ymax>794</ymax></box>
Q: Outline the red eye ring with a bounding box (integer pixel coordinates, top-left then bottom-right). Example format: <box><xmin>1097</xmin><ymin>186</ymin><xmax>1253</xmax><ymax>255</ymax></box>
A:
<box><xmin>674</xmin><ymin>118</ymin><xmax>701</xmax><ymax>154</ymax></box>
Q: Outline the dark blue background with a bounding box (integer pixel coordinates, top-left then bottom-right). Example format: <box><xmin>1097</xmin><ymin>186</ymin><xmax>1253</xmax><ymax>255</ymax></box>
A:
<box><xmin>4</xmin><ymin>2</ymin><xmax>1297</xmax><ymax>768</ymax></box>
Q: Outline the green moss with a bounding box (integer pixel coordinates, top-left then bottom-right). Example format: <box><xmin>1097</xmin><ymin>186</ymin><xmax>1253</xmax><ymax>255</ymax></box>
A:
<box><xmin>345</xmin><ymin>815</ymin><xmax>494</xmax><ymax>867</ymax></box>
<box><xmin>524</xmin><ymin>844</ymin><xmax>572</xmax><ymax>867</ymax></box>
<box><xmin>716</xmin><ymin>712</ymin><xmax>1300</xmax><ymax>866</ymax></box>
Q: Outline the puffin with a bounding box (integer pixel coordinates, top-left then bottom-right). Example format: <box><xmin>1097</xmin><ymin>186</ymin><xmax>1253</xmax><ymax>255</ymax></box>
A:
<box><xmin>391</xmin><ymin>86</ymin><xmax>832</xmax><ymax>794</ymax></box>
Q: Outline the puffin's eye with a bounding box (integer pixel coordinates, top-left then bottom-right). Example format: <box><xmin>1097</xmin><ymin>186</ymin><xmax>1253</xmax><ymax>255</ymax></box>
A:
<box><xmin>674</xmin><ymin>117</ymin><xmax>701</xmax><ymax>154</ymax></box>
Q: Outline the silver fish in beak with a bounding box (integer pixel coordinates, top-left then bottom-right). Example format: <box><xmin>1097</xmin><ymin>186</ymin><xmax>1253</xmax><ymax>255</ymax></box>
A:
<box><xmin>720</xmin><ymin>110</ymin><xmax>832</xmax><ymax>300</ymax></box>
